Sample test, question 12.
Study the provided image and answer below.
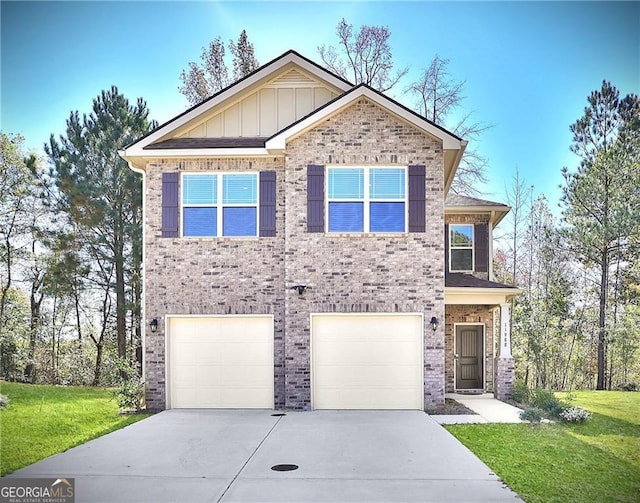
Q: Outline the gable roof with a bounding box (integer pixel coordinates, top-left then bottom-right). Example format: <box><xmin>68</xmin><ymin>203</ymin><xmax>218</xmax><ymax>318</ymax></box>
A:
<box><xmin>125</xmin><ymin>50</ymin><xmax>352</xmax><ymax>150</ymax></box>
<box><xmin>119</xmin><ymin>50</ymin><xmax>467</xmax><ymax>192</ymax></box>
<box><xmin>445</xmin><ymin>194</ymin><xmax>510</xmax><ymax>227</ymax></box>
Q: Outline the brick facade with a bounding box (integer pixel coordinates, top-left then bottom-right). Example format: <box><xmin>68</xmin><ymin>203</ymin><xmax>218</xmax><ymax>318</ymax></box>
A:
<box><xmin>141</xmin><ymin>99</ymin><xmax>447</xmax><ymax>410</ymax></box>
<box><xmin>495</xmin><ymin>357</ymin><xmax>516</xmax><ymax>401</ymax></box>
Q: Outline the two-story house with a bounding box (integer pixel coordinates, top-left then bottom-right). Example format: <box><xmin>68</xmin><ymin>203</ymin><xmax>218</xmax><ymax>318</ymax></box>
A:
<box><xmin>120</xmin><ymin>50</ymin><xmax>521</xmax><ymax>411</ymax></box>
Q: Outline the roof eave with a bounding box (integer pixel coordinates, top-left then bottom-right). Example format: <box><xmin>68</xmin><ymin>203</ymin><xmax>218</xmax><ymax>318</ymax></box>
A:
<box><xmin>124</xmin><ymin>51</ymin><xmax>353</xmax><ymax>152</ymax></box>
<box><xmin>266</xmin><ymin>85</ymin><xmax>464</xmax><ymax>152</ymax></box>
<box><xmin>445</xmin><ymin>204</ymin><xmax>511</xmax><ymax>227</ymax></box>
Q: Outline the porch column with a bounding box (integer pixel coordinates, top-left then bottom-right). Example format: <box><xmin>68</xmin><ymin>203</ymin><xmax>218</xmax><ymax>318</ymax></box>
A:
<box><xmin>499</xmin><ymin>303</ymin><xmax>512</xmax><ymax>358</ymax></box>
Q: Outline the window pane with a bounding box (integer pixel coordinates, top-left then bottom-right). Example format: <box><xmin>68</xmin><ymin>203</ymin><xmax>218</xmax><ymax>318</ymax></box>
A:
<box><xmin>183</xmin><ymin>175</ymin><xmax>217</xmax><ymax>204</ymax></box>
<box><xmin>451</xmin><ymin>225</ymin><xmax>473</xmax><ymax>247</ymax></box>
<box><xmin>223</xmin><ymin>174</ymin><xmax>257</xmax><ymax>204</ymax></box>
<box><xmin>451</xmin><ymin>249</ymin><xmax>473</xmax><ymax>271</ymax></box>
<box><xmin>183</xmin><ymin>207</ymin><xmax>217</xmax><ymax>236</ymax></box>
<box><xmin>370</xmin><ymin>202</ymin><xmax>405</xmax><ymax>232</ymax></box>
<box><xmin>370</xmin><ymin>168</ymin><xmax>405</xmax><ymax>199</ymax></box>
<box><xmin>328</xmin><ymin>168</ymin><xmax>364</xmax><ymax>199</ymax></box>
<box><xmin>328</xmin><ymin>202</ymin><xmax>364</xmax><ymax>232</ymax></box>
<box><xmin>223</xmin><ymin>207</ymin><xmax>257</xmax><ymax>236</ymax></box>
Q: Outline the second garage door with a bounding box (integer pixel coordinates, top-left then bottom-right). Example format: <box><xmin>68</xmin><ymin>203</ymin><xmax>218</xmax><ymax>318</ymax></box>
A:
<box><xmin>167</xmin><ymin>316</ymin><xmax>273</xmax><ymax>409</ymax></box>
<box><xmin>311</xmin><ymin>313</ymin><xmax>424</xmax><ymax>410</ymax></box>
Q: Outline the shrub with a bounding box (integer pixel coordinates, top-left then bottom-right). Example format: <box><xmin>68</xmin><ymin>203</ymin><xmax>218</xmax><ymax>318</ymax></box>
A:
<box><xmin>111</xmin><ymin>358</ymin><xmax>145</xmax><ymax>412</ymax></box>
<box><xmin>512</xmin><ymin>381</ymin><xmax>531</xmax><ymax>404</ymax></box>
<box><xmin>617</xmin><ymin>382</ymin><xmax>637</xmax><ymax>392</ymax></box>
<box><xmin>0</xmin><ymin>394</ymin><xmax>9</xmax><ymax>409</ymax></box>
<box><xmin>520</xmin><ymin>407</ymin><xmax>544</xmax><ymax>424</ymax></box>
<box><xmin>530</xmin><ymin>388</ymin><xmax>568</xmax><ymax>418</ymax></box>
<box><xmin>560</xmin><ymin>406</ymin><xmax>591</xmax><ymax>423</ymax></box>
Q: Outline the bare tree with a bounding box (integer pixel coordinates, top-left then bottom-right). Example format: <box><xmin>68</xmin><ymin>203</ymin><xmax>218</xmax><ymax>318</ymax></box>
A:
<box><xmin>407</xmin><ymin>55</ymin><xmax>491</xmax><ymax>194</ymax></box>
<box><xmin>229</xmin><ymin>30</ymin><xmax>259</xmax><ymax>82</ymax></box>
<box><xmin>318</xmin><ymin>18</ymin><xmax>409</xmax><ymax>92</ymax></box>
<box><xmin>179</xmin><ymin>31</ymin><xmax>259</xmax><ymax>106</ymax></box>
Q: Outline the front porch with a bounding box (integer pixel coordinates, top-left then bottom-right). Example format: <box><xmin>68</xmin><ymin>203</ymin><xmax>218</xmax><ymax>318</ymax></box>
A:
<box><xmin>444</xmin><ymin>274</ymin><xmax>521</xmax><ymax>400</ymax></box>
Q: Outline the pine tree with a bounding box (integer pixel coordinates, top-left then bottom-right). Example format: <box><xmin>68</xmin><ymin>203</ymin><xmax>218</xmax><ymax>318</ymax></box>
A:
<box><xmin>46</xmin><ymin>87</ymin><xmax>156</xmax><ymax>370</ymax></box>
<box><xmin>561</xmin><ymin>81</ymin><xmax>640</xmax><ymax>389</ymax></box>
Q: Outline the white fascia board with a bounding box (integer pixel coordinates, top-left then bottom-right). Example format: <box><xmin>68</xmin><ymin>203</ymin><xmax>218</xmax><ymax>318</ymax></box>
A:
<box><xmin>266</xmin><ymin>87</ymin><xmax>463</xmax><ymax>151</ymax></box>
<box><xmin>126</xmin><ymin>53</ymin><xmax>352</xmax><ymax>152</ymax></box>
<box><xmin>445</xmin><ymin>287</ymin><xmax>523</xmax><ymax>306</ymax></box>
<box><xmin>122</xmin><ymin>147</ymin><xmax>273</xmax><ymax>159</ymax></box>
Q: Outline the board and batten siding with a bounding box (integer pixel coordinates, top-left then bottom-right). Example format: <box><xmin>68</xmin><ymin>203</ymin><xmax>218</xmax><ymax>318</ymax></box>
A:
<box><xmin>178</xmin><ymin>69</ymin><xmax>340</xmax><ymax>139</ymax></box>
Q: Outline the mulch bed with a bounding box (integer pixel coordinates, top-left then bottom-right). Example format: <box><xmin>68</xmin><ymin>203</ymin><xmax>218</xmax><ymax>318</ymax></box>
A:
<box><xmin>426</xmin><ymin>398</ymin><xmax>477</xmax><ymax>415</ymax></box>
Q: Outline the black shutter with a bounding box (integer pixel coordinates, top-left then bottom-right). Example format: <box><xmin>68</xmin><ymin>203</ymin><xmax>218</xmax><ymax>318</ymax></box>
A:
<box><xmin>161</xmin><ymin>172</ymin><xmax>179</xmax><ymax>237</ymax></box>
<box><xmin>475</xmin><ymin>223</ymin><xmax>489</xmax><ymax>273</ymax></box>
<box><xmin>259</xmin><ymin>171</ymin><xmax>276</xmax><ymax>237</ymax></box>
<box><xmin>444</xmin><ymin>223</ymin><xmax>450</xmax><ymax>272</ymax></box>
<box><xmin>307</xmin><ymin>165</ymin><xmax>324</xmax><ymax>233</ymax></box>
<box><xmin>408</xmin><ymin>165</ymin><xmax>426</xmax><ymax>232</ymax></box>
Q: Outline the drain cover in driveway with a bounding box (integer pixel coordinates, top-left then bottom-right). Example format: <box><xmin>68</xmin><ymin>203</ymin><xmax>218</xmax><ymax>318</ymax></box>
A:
<box><xmin>271</xmin><ymin>464</ymin><xmax>299</xmax><ymax>471</ymax></box>
<box><xmin>270</xmin><ymin>413</ymin><xmax>287</xmax><ymax>417</ymax></box>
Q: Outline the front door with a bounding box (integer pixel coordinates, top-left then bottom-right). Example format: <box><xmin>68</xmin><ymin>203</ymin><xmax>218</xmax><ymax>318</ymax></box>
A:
<box><xmin>455</xmin><ymin>325</ymin><xmax>483</xmax><ymax>390</ymax></box>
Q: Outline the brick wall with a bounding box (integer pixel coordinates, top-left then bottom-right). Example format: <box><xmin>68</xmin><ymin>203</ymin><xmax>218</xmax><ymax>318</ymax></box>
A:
<box><xmin>142</xmin><ymin>157</ymin><xmax>286</xmax><ymax>409</ymax></box>
<box><xmin>495</xmin><ymin>357</ymin><xmax>515</xmax><ymax>401</ymax></box>
<box><xmin>142</xmin><ymin>98</ymin><xmax>447</xmax><ymax>410</ymax></box>
<box><xmin>284</xmin><ymin>98</ymin><xmax>445</xmax><ymax>409</ymax></box>
<box><xmin>444</xmin><ymin>305</ymin><xmax>495</xmax><ymax>392</ymax></box>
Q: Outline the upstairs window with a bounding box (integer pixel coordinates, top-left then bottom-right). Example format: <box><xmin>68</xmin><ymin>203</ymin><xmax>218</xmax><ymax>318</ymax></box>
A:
<box><xmin>450</xmin><ymin>224</ymin><xmax>474</xmax><ymax>271</ymax></box>
<box><xmin>327</xmin><ymin>167</ymin><xmax>406</xmax><ymax>233</ymax></box>
<box><xmin>182</xmin><ymin>173</ymin><xmax>258</xmax><ymax>237</ymax></box>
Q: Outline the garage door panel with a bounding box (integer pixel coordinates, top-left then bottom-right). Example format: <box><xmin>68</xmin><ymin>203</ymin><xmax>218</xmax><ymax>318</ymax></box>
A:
<box><xmin>312</xmin><ymin>314</ymin><xmax>423</xmax><ymax>410</ymax></box>
<box><xmin>315</xmin><ymin>388</ymin><xmax>422</xmax><ymax>410</ymax></box>
<box><xmin>315</xmin><ymin>365</ymin><xmax>422</xmax><ymax>387</ymax></box>
<box><xmin>315</xmin><ymin>341</ymin><xmax>422</xmax><ymax>365</ymax></box>
<box><xmin>168</xmin><ymin>316</ymin><xmax>273</xmax><ymax>409</ymax></box>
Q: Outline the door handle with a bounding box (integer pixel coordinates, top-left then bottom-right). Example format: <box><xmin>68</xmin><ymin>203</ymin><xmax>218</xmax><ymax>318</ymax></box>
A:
<box><xmin>454</xmin><ymin>353</ymin><xmax>460</xmax><ymax>359</ymax></box>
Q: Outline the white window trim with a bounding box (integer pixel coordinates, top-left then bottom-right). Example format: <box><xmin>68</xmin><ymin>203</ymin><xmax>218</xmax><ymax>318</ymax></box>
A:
<box><xmin>325</xmin><ymin>165</ymin><xmax>408</xmax><ymax>234</ymax></box>
<box><xmin>180</xmin><ymin>172</ymin><xmax>259</xmax><ymax>238</ymax></box>
<box><xmin>449</xmin><ymin>224</ymin><xmax>474</xmax><ymax>272</ymax></box>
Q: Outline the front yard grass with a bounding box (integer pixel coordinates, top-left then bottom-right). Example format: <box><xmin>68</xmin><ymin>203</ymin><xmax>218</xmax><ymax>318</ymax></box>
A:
<box><xmin>446</xmin><ymin>391</ymin><xmax>640</xmax><ymax>503</ymax></box>
<box><xmin>0</xmin><ymin>381</ymin><xmax>151</xmax><ymax>475</ymax></box>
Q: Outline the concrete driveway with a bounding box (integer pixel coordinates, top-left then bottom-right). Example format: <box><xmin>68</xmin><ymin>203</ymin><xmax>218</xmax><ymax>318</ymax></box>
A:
<box><xmin>10</xmin><ymin>410</ymin><xmax>521</xmax><ymax>502</ymax></box>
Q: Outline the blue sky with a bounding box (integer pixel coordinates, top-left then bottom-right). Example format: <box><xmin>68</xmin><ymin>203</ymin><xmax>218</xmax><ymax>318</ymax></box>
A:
<box><xmin>2</xmin><ymin>1</ymin><xmax>638</xmax><ymax>210</ymax></box>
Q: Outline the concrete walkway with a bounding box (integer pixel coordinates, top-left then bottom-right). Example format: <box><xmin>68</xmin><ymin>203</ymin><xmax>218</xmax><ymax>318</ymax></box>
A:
<box><xmin>8</xmin><ymin>410</ymin><xmax>522</xmax><ymax>502</ymax></box>
<box><xmin>433</xmin><ymin>393</ymin><xmax>524</xmax><ymax>424</ymax></box>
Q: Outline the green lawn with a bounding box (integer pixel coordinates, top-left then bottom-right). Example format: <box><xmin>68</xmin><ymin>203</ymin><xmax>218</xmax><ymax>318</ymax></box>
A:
<box><xmin>447</xmin><ymin>391</ymin><xmax>640</xmax><ymax>503</ymax></box>
<box><xmin>0</xmin><ymin>382</ymin><xmax>151</xmax><ymax>475</ymax></box>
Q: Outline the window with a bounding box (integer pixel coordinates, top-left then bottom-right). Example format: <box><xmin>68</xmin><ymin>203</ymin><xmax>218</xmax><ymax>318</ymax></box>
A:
<box><xmin>181</xmin><ymin>173</ymin><xmax>257</xmax><ymax>237</ymax></box>
<box><xmin>327</xmin><ymin>167</ymin><xmax>406</xmax><ymax>233</ymax></box>
<box><xmin>450</xmin><ymin>224</ymin><xmax>474</xmax><ymax>271</ymax></box>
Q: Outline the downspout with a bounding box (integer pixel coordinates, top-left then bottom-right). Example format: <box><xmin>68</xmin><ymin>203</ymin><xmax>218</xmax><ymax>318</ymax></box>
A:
<box><xmin>120</xmin><ymin>152</ymin><xmax>148</xmax><ymax>388</ymax></box>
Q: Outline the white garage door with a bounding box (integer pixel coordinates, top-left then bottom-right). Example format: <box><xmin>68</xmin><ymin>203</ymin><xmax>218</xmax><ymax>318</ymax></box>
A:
<box><xmin>311</xmin><ymin>314</ymin><xmax>424</xmax><ymax>410</ymax></box>
<box><xmin>168</xmin><ymin>316</ymin><xmax>273</xmax><ymax>409</ymax></box>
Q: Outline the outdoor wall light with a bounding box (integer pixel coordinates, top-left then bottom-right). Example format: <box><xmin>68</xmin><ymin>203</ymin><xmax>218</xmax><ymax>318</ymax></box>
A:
<box><xmin>290</xmin><ymin>285</ymin><xmax>309</xmax><ymax>295</ymax></box>
<box><xmin>430</xmin><ymin>316</ymin><xmax>438</xmax><ymax>331</ymax></box>
<box><xmin>150</xmin><ymin>318</ymin><xmax>158</xmax><ymax>333</ymax></box>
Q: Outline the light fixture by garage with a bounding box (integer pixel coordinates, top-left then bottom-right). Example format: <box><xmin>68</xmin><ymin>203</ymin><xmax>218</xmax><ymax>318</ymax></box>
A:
<box><xmin>290</xmin><ymin>285</ymin><xmax>309</xmax><ymax>295</ymax></box>
<box><xmin>150</xmin><ymin>318</ymin><xmax>158</xmax><ymax>333</ymax></box>
<box><xmin>430</xmin><ymin>316</ymin><xmax>438</xmax><ymax>331</ymax></box>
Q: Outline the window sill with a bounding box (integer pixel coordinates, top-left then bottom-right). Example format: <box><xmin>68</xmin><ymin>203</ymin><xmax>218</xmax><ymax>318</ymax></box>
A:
<box><xmin>324</xmin><ymin>232</ymin><xmax>409</xmax><ymax>238</ymax></box>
